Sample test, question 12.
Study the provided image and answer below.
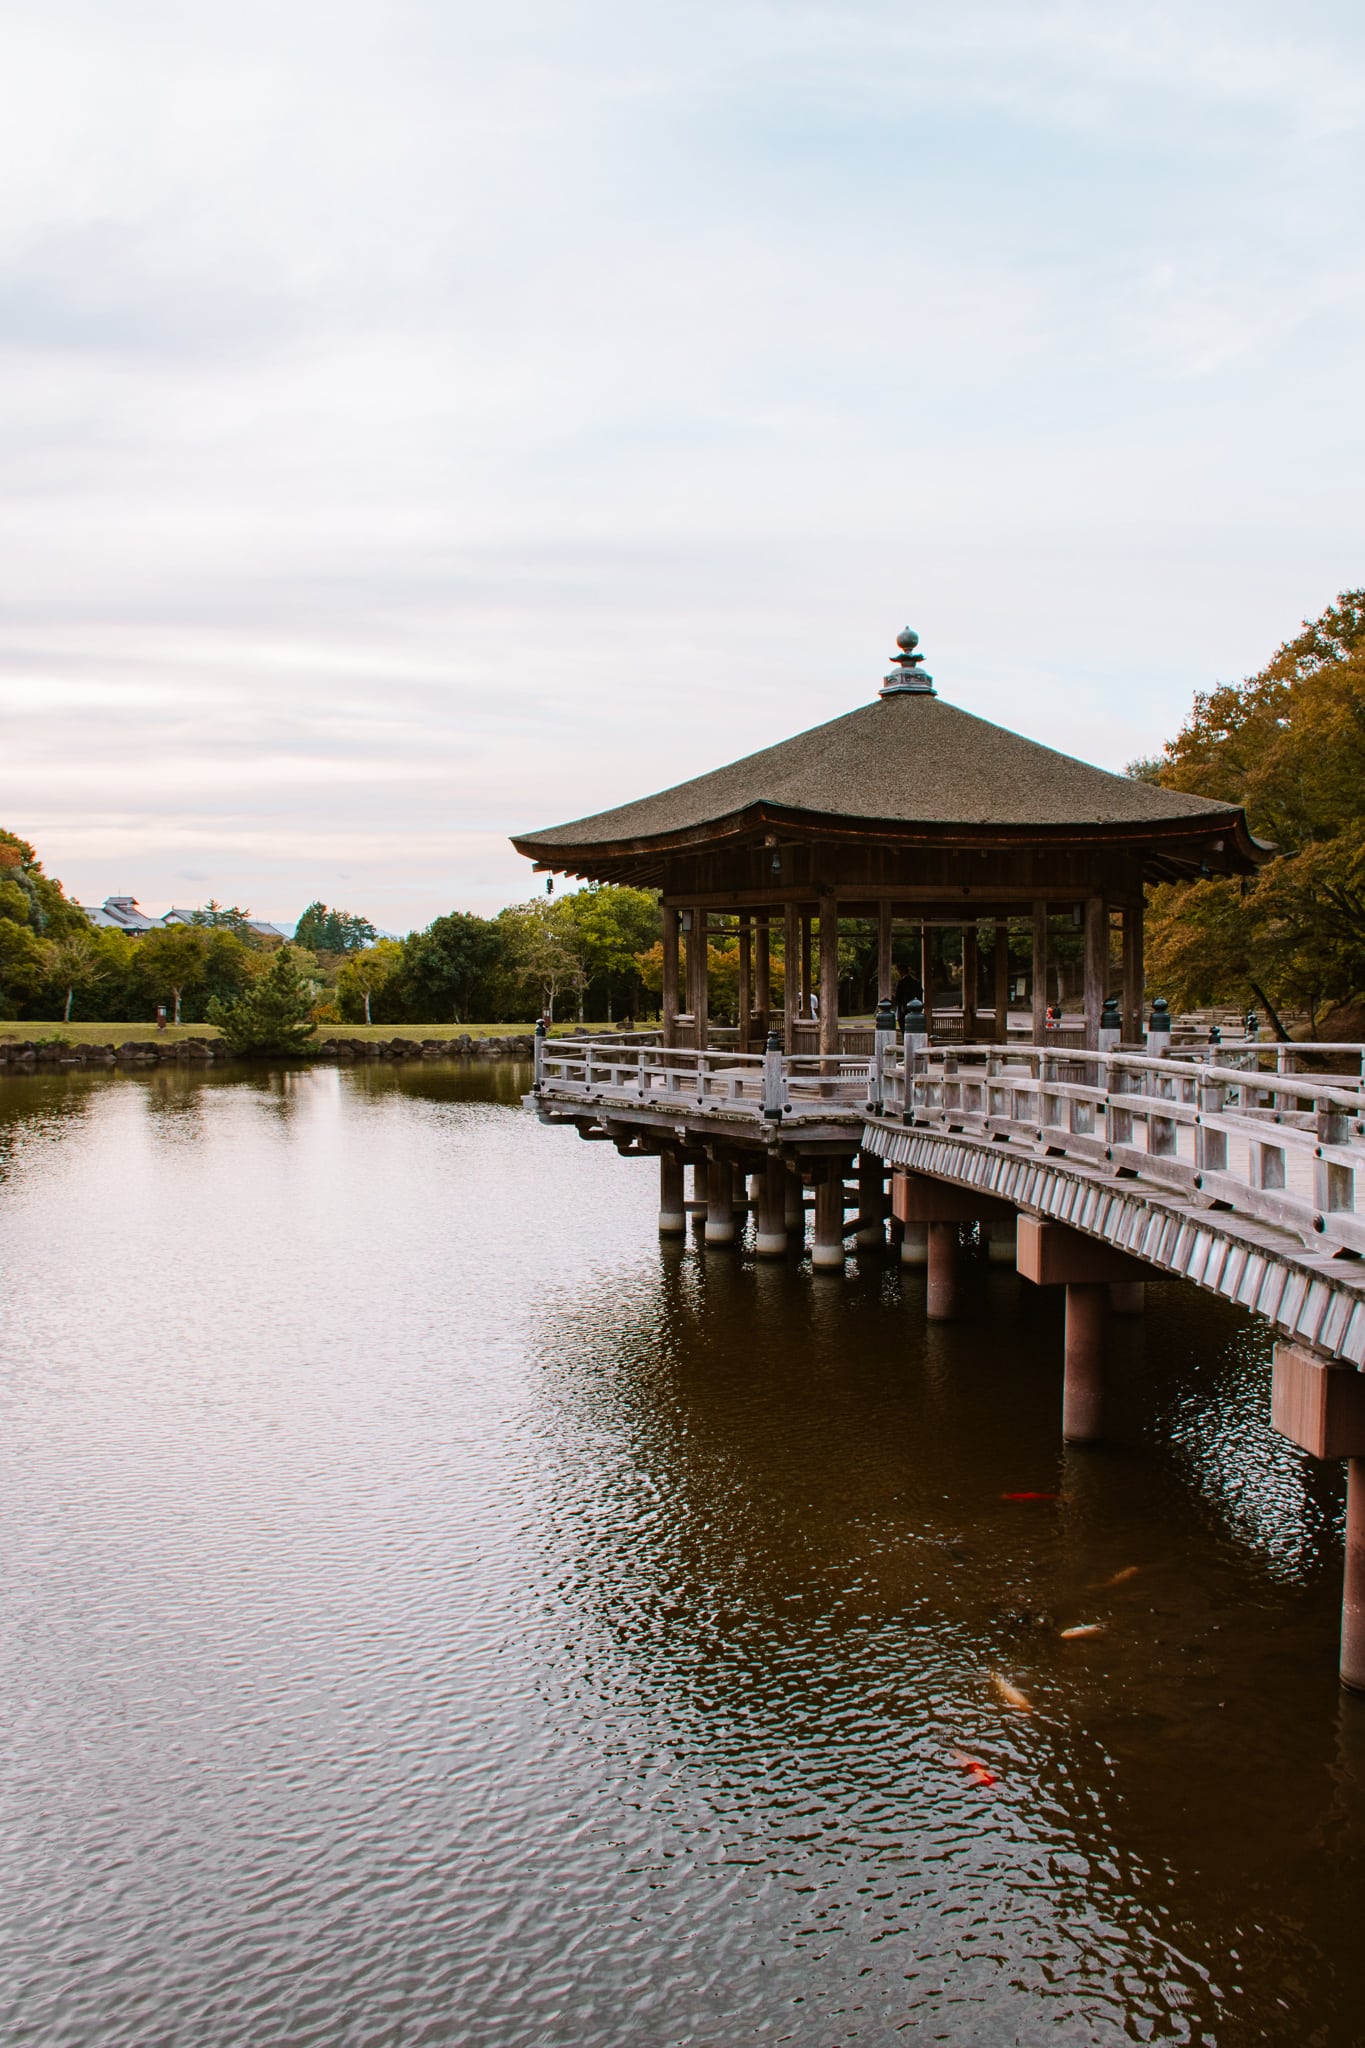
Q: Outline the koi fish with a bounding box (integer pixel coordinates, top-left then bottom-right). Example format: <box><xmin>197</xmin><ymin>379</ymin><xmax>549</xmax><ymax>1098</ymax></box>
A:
<box><xmin>990</xmin><ymin>1673</ymin><xmax>1033</xmax><ymax>1712</ymax></box>
<box><xmin>950</xmin><ymin>1749</ymin><xmax>998</xmax><ymax>1788</ymax></box>
<box><xmin>1060</xmin><ymin>1623</ymin><xmax>1104</xmax><ymax>1640</ymax></box>
<box><xmin>1000</xmin><ymin>1491</ymin><xmax>1067</xmax><ymax>1502</ymax></box>
<box><xmin>1093</xmin><ymin>1565</ymin><xmax>1141</xmax><ymax>1589</ymax></box>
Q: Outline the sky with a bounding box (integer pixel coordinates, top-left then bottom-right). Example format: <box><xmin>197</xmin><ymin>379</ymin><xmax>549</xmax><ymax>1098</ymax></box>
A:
<box><xmin>3</xmin><ymin>0</ymin><xmax>1364</xmax><ymax>932</ymax></box>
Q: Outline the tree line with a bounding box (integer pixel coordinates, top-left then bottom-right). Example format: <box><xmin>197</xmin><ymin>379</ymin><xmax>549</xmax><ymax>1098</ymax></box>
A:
<box><xmin>1137</xmin><ymin>589</ymin><xmax>1365</xmax><ymax>1034</ymax></box>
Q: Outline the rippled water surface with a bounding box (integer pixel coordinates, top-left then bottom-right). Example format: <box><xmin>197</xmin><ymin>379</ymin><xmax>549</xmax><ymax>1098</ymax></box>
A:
<box><xmin>2</xmin><ymin>1062</ymin><xmax>1364</xmax><ymax>2046</ymax></box>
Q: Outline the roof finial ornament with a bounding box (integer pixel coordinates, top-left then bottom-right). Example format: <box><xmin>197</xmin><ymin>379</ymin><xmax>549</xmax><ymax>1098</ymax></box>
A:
<box><xmin>880</xmin><ymin>624</ymin><xmax>935</xmax><ymax>698</ymax></box>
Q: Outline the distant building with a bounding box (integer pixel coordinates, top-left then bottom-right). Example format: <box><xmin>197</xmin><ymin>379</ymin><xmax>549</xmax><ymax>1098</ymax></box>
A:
<box><xmin>80</xmin><ymin>898</ymin><xmax>287</xmax><ymax>941</ymax></box>
<box><xmin>80</xmin><ymin>896</ymin><xmax>165</xmax><ymax>935</ymax></box>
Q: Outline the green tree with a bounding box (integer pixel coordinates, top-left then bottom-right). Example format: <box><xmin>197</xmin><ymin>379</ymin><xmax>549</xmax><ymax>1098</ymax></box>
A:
<box><xmin>400</xmin><ymin>911</ymin><xmax>504</xmax><ymax>1022</ymax></box>
<box><xmin>294</xmin><ymin>901</ymin><xmax>378</xmax><ymax>953</ymax></box>
<box><xmin>560</xmin><ymin>885</ymin><xmax>660</xmax><ymax>1020</ymax></box>
<box><xmin>498</xmin><ymin>899</ymin><xmax>585</xmax><ymax>1020</ymax></box>
<box><xmin>135</xmin><ymin>926</ymin><xmax>210</xmax><ymax>1026</ymax></box>
<box><xmin>207</xmin><ymin>945</ymin><xmax>317</xmax><ymax>1055</ymax></box>
<box><xmin>0</xmin><ymin>919</ymin><xmax>53</xmax><ymax>1018</ymax></box>
<box><xmin>46</xmin><ymin>931</ymin><xmax>107</xmax><ymax>1022</ymax></box>
<box><xmin>337</xmin><ymin>938</ymin><xmax>405</xmax><ymax>1024</ymax></box>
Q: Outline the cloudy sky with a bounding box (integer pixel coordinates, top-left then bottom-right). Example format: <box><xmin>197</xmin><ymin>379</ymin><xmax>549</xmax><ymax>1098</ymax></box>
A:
<box><xmin>4</xmin><ymin>0</ymin><xmax>1363</xmax><ymax>931</ymax></box>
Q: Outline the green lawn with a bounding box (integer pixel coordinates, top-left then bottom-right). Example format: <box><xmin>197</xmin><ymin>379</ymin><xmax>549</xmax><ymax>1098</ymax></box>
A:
<box><xmin>0</xmin><ymin>1020</ymin><xmax>632</xmax><ymax>1049</ymax></box>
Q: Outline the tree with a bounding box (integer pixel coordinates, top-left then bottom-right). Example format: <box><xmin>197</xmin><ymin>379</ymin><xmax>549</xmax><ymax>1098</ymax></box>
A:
<box><xmin>560</xmin><ymin>885</ymin><xmax>661</xmax><ymax>1020</ymax></box>
<box><xmin>337</xmin><ymin>939</ymin><xmax>405</xmax><ymax>1024</ymax></box>
<box><xmin>47</xmin><ymin>931</ymin><xmax>106</xmax><ymax>1022</ymax></box>
<box><xmin>188</xmin><ymin>901</ymin><xmax>255</xmax><ymax>934</ymax></box>
<box><xmin>0</xmin><ymin>919</ymin><xmax>53</xmax><ymax>1018</ymax></box>
<box><xmin>294</xmin><ymin>901</ymin><xmax>378</xmax><ymax>954</ymax></box>
<box><xmin>135</xmin><ymin>926</ymin><xmax>210</xmax><ymax>1026</ymax></box>
<box><xmin>400</xmin><ymin>911</ymin><xmax>504</xmax><ymax>1022</ymax></box>
<box><xmin>207</xmin><ymin>944</ymin><xmax>317</xmax><ymax>1055</ymax></box>
<box><xmin>498</xmin><ymin>899</ymin><xmax>586</xmax><ymax>1020</ymax></box>
<box><xmin>1141</xmin><ymin>591</ymin><xmax>1365</xmax><ymax>1027</ymax></box>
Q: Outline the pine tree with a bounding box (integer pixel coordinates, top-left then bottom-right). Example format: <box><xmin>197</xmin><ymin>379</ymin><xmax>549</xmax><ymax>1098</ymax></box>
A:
<box><xmin>207</xmin><ymin>945</ymin><xmax>317</xmax><ymax>1055</ymax></box>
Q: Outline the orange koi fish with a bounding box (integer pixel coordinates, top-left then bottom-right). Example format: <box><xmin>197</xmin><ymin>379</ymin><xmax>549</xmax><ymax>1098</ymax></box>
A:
<box><xmin>1060</xmin><ymin>1623</ymin><xmax>1104</xmax><ymax>1640</ymax></box>
<box><xmin>991</xmin><ymin>1673</ymin><xmax>1033</xmax><ymax>1712</ymax></box>
<box><xmin>1093</xmin><ymin>1565</ymin><xmax>1141</xmax><ymax>1589</ymax></box>
<box><xmin>950</xmin><ymin>1749</ymin><xmax>998</xmax><ymax>1788</ymax></box>
<box><xmin>1000</xmin><ymin>1491</ymin><xmax>1066</xmax><ymax>1502</ymax></box>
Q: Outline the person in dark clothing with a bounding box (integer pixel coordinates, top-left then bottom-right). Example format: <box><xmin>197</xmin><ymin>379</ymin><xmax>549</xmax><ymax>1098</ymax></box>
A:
<box><xmin>894</xmin><ymin>971</ymin><xmax>924</xmax><ymax>1033</ymax></box>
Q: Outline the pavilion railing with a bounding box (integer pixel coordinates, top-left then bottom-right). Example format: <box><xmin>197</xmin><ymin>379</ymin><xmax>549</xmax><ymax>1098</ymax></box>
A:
<box><xmin>535</xmin><ymin>1038</ymin><xmax>873</xmax><ymax>1118</ymax></box>
<box><xmin>881</xmin><ymin>1043</ymin><xmax>1365</xmax><ymax>1258</ymax></box>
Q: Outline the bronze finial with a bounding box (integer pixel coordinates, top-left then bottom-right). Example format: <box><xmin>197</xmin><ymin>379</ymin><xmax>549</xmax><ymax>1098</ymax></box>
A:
<box><xmin>880</xmin><ymin>624</ymin><xmax>935</xmax><ymax>697</ymax></box>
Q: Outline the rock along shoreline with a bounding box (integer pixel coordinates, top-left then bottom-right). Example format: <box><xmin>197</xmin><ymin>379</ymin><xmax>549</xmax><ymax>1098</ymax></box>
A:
<box><xmin>0</xmin><ymin>1034</ymin><xmax>540</xmax><ymax>1071</ymax></box>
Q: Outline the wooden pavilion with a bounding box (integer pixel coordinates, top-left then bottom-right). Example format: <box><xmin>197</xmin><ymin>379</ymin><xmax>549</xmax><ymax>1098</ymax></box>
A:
<box><xmin>513</xmin><ymin>627</ymin><xmax>1266</xmax><ymax>1051</ymax></box>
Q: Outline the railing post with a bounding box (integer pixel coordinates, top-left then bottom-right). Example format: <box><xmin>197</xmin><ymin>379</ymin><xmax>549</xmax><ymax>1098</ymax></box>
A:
<box><xmin>870</xmin><ymin>995</ymin><xmax>895</xmax><ymax>1113</ymax></box>
<box><xmin>533</xmin><ymin>1016</ymin><xmax>547</xmax><ymax>1089</ymax></box>
<box><xmin>1098</xmin><ymin>995</ymin><xmax>1121</xmax><ymax>1054</ymax></box>
<box><xmin>1315</xmin><ymin>1101</ymin><xmax>1355</xmax><ymax>1222</ymax></box>
<box><xmin>762</xmin><ymin>1029</ymin><xmax>785</xmax><ymax>1122</ymax></box>
<box><xmin>1106</xmin><ymin>1057</ymin><xmax>1133</xmax><ymax>1150</ymax></box>
<box><xmin>902</xmin><ymin>996</ymin><xmax>928</xmax><ymax>1124</ymax></box>
<box><xmin>1197</xmin><ymin>1076</ymin><xmax>1227</xmax><ymax>1175</ymax></box>
<box><xmin>1146</xmin><ymin>996</ymin><xmax>1172</xmax><ymax>1054</ymax></box>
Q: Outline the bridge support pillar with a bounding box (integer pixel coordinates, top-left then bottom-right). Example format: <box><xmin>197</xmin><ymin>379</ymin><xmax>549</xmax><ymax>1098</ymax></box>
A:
<box><xmin>691</xmin><ymin>1160</ymin><xmax>708</xmax><ymax>1231</ymax></box>
<box><xmin>856</xmin><ymin>1151</ymin><xmax>885</xmax><ymax>1248</ymax></box>
<box><xmin>659</xmin><ymin>1153</ymin><xmax>686</xmax><ymax>1234</ymax></box>
<box><xmin>926</xmin><ymin>1223</ymin><xmax>960</xmax><ymax>1319</ymax></box>
<box><xmin>1271</xmin><ymin>1341</ymin><xmax>1365</xmax><ymax>1691</ymax></box>
<box><xmin>757</xmin><ymin>1158</ymin><xmax>788</xmax><ymax>1257</ymax></box>
<box><xmin>784</xmin><ymin>1166</ymin><xmax>804</xmax><ymax>1235</ymax></box>
<box><xmin>813</xmin><ymin>1172</ymin><xmax>846</xmax><ymax>1271</ymax></box>
<box><xmin>901</xmin><ymin>1223</ymin><xmax>928</xmax><ymax>1267</ymax></box>
<box><xmin>1063</xmin><ymin>1283</ymin><xmax>1109</xmax><ymax>1442</ymax></box>
<box><xmin>1016</xmin><ymin>1216</ymin><xmax>1153</xmax><ymax>1446</ymax></box>
<box><xmin>705</xmin><ymin>1158</ymin><xmax>735</xmax><ymax>1244</ymax></box>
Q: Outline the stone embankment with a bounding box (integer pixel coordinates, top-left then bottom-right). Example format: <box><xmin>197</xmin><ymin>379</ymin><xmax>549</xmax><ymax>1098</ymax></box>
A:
<box><xmin>0</xmin><ymin>1037</ymin><xmax>221</xmax><ymax>1069</ymax></box>
<box><xmin>314</xmin><ymin>1035</ymin><xmax>537</xmax><ymax>1060</ymax></box>
<box><xmin>0</xmin><ymin>1033</ymin><xmax>539</xmax><ymax>1071</ymax></box>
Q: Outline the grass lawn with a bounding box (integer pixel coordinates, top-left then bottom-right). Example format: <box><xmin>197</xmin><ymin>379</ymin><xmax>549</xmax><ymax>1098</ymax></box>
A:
<box><xmin>0</xmin><ymin>1020</ymin><xmax>636</xmax><ymax>1048</ymax></box>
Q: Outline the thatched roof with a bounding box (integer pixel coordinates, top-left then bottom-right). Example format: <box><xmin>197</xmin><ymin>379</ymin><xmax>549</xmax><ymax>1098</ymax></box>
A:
<box><xmin>514</xmin><ymin>691</ymin><xmax>1260</xmax><ymax>867</ymax></box>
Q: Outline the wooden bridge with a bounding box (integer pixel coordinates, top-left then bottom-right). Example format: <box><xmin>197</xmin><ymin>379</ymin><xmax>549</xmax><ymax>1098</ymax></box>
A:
<box><xmin>532</xmin><ymin>1028</ymin><xmax>1365</xmax><ymax>1686</ymax></box>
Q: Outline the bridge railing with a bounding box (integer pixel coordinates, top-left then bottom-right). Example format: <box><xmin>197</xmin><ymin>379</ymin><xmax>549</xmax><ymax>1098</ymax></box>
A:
<box><xmin>535</xmin><ymin>1038</ymin><xmax>873</xmax><ymax>1118</ymax></box>
<box><xmin>882</xmin><ymin>1043</ymin><xmax>1365</xmax><ymax>1256</ymax></box>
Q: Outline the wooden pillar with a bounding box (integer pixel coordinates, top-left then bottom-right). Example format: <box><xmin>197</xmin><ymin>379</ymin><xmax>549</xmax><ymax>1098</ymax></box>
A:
<box><xmin>920</xmin><ymin>924</ymin><xmax>932</xmax><ymax>1018</ymax></box>
<box><xmin>738</xmin><ymin>913</ymin><xmax>752</xmax><ymax>1051</ymax></box>
<box><xmin>691</xmin><ymin>1158</ymin><xmax>708</xmax><ymax>1229</ymax></box>
<box><xmin>800</xmin><ymin>916</ymin><xmax>813</xmax><ymax>1020</ymax></box>
<box><xmin>877</xmin><ymin>901</ymin><xmax>893</xmax><ymax>1005</ymax></box>
<box><xmin>962</xmin><ymin>924</ymin><xmax>978</xmax><ymax>1043</ymax></box>
<box><xmin>784</xmin><ymin>1165</ymin><xmax>804</xmax><ymax>1233</ymax></box>
<box><xmin>926</xmin><ymin>1223</ymin><xmax>960</xmax><ymax>1319</ymax></box>
<box><xmin>1063</xmin><ymin>1282</ymin><xmax>1108</xmax><ymax>1441</ymax></box>
<box><xmin>755</xmin><ymin>916</ymin><xmax>770</xmax><ymax>1041</ymax></box>
<box><xmin>783</xmin><ymin>901</ymin><xmax>800</xmax><ymax>1053</ymax></box>
<box><xmin>659</xmin><ymin>1153</ymin><xmax>686</xmax><ymax>1234</ymax></box>
<box><xmin>1345</xmin><ymin>1460</ymin><xmax>1365</xmax><ymax>1694</ymax></box>
<box><xmin>812</xmin><ymin>1169</ymin><xmax>845</xmax><ymax>1270</ymax></box>
<box><xmin>1123</xmin><ymin>898</ymin><xmax>1144</xmax><ymax>1044</ymax></box>
<box><xmin>1031</xmin><ymin>901</ymin><xmax>1048</xmax><ymax>1041</ymax></box>
<box><xmin>661</xmin><ymin>906</ymin><xmax>679</xmax><ymax>1048</ymax></box>
<box><xmin>856</xmin><ymin>1149</ymin><xmax>885</xmax><ymax>1248</ymax></box>
<box><xmin>1083</xmin><ymin>896</ymin><xmax>1107</xmax><ymax>1051</ymax></box>
<box><xmin>757</xmin><ymin>1157</ymin><xmax>788</xmax><ymax>1257</ymax></box>
<box><xmin>704</xmin><ymin>1156</ymin><xmax>734</xmax><ymax>1244</ymax></box>
<box><xmin>693</xmin><ymin>908</ymin><xmax>709</xmax><ymax>1051</ymax></box>
<box><xmin>993</xmin><ymin>920</ymin><xmax>1010</xmax><ymax>1043</ymax></box>
<box><xmin>818</xmin><ymin>892</ymin><xmax>840</xmax><ymax>1055</ymax></box>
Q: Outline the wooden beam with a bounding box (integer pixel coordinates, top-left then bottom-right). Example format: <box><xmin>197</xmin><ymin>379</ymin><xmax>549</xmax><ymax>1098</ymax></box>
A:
<box><xmin>1031</xmin><ymin>901</ymin><xmax>1049</xmax><ymax>1039</ymax></box>
<box><xmin>783</xmin><ymin>900</ymin><xmax>799</xmax><ymax>1054</ymax></box>
<box><xmin>738</xmin><ymin>913</ymin><xmax>752</xmax><ymax>1051</ymax></box>
<box><xmin>661</xmin><ymin>905</ymin><xmax>679</xmax><ymax>1049</ymax></box>
<box><xmin>993</xmin><ymin>920</ymin><xmax>1009</xmax><ymax>1043</ymax></box>
<box><xmin>755</xmin><ymin>915</ymin><xmax>770</xmax><ymax>1041</ymax></box>
<box><xmin>1083</xmin><ymin>894</ymin><xmax>1107</xmax><ymax>1050</ymax></box>
<box><xmin>1123</xmin><ymin>897</ymin><xmax>1144</xmax><ymax>1042</ymax></box>
<box><xmin>819</xmin><ymin>892</ymin><xmax>840</xmax><ymax>1055</ymax></box>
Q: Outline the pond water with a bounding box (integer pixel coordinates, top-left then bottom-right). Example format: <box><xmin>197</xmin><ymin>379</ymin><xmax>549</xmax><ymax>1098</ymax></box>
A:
<box><xmin>1</xmin><ymin>1062</ymin><xmax>1363</xmax><ymax>2046</ymax></box>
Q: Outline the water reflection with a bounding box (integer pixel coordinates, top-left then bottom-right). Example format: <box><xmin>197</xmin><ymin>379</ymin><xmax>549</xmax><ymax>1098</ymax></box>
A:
<box><xmin>0</xmin><ymin>1064</ymin><xmax>1362</xmax><ymax>2045</ymax></box>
